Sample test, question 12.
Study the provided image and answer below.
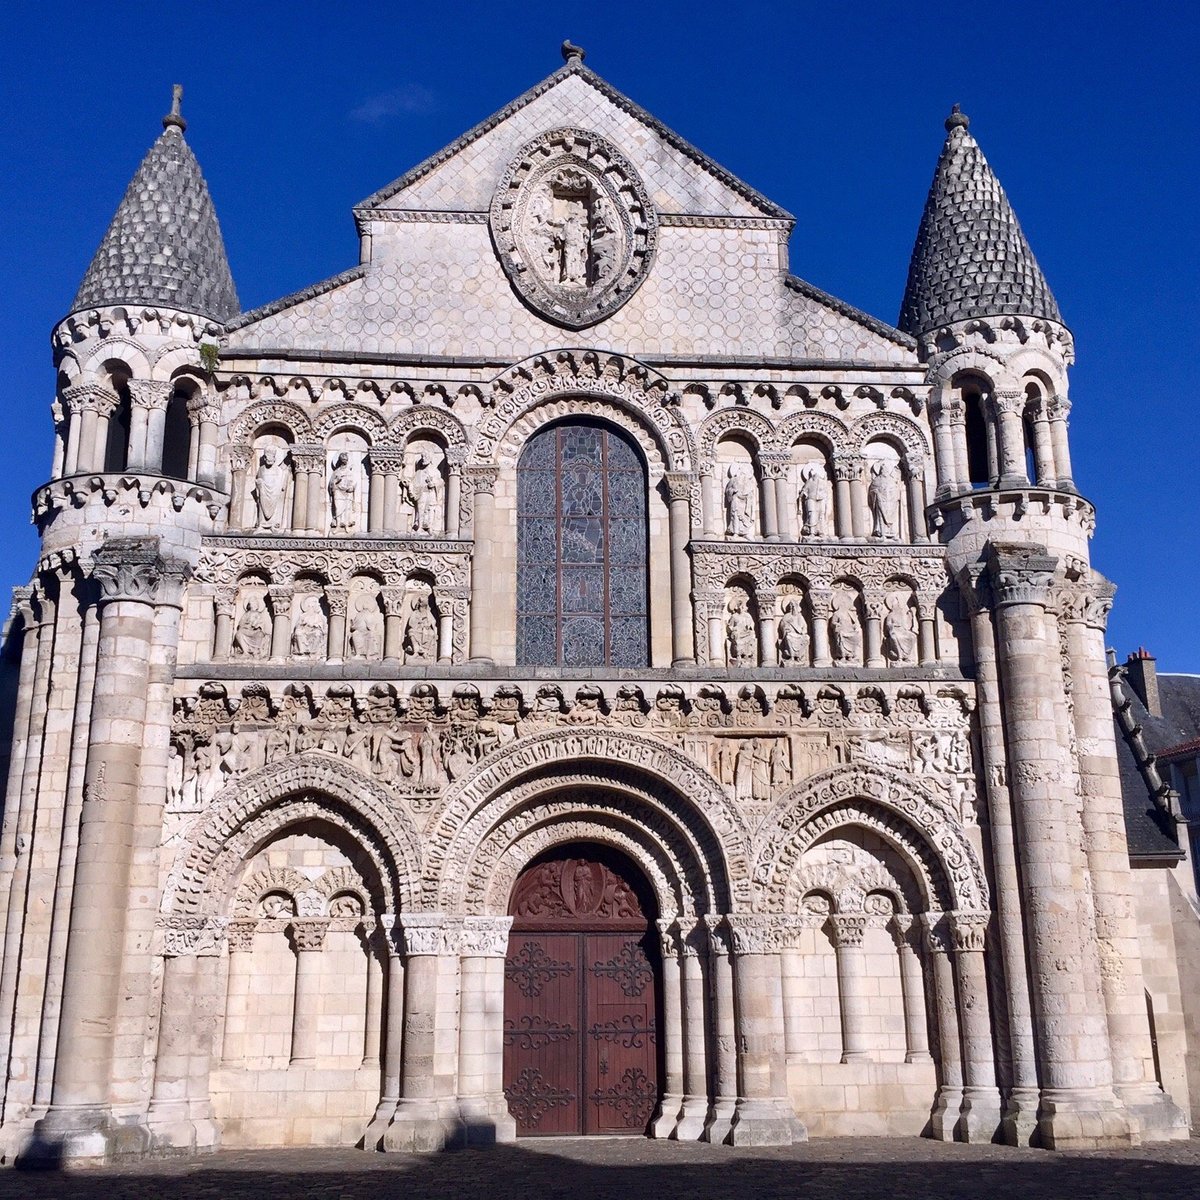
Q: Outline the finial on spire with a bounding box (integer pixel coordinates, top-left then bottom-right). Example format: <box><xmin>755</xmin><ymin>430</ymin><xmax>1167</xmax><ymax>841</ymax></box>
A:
<box><xmin>163</xmin><ymin>83</ymin><xmax>186</xmax><ymax>132</ymax></box>
<box><xmin>945</xmin><ymin>103</ymin><xmax>969</xmax><ymax>133</ymax></box>
<box><xmin>561</xmin><ymin>39</ymin><xmax>586</xmax><ymax>64</ymax></box>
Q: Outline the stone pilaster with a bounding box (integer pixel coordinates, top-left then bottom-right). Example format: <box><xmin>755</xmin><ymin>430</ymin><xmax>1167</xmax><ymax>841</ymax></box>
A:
<box><xmin>650</xmin><ymin>919</ymin><xmax>684</xmax><ymax>1137</ymax></box>
<box><xmin>466</xmin><ymin>467</ymin><xmax>499</xmax><ymax>663</ymax></box>
<box><xmin>702</xmin><ymin>917</ymin><xmax>736</xmax><ymax>1144</ymax></box>
<box><xmin>949</xmin><ymin>911</ymin><xmax>1002</xmax><ymax>1142</ymax></box>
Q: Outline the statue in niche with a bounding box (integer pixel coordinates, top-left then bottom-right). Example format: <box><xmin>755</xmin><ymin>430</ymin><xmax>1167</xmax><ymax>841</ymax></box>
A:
<box><xmin>798</xmin><ymin>463</ymin><xmax>832</xmax><ymax>538</ymax></box>
<box><xmin>528</xmin><ymin>174</ymin><xmax>614</xmax><ymax>288</ymax></box>
<box><xmin>328</xmin><ymin>452</ymin><xmax>359</xmax><ymax>531</ymax></box>
<box><xmin>415</xmin><ymin>732</ymin><xmax>444</xmax><ymax>788</ymax></box>
<box><xmin>777</xmin><ymin>600</ymin><xmax>810</xmax><ymax>666</ymax></box>
<box><xmin>751</xmin><ymin>738</ymin><xmax>772</xmax><ymax>803</ymax></box>
<box><xmin>403</xmin><ymin>596</ymin><xmax>438</xmax><ymax>662</ymax></box>
<box><xmin>291</xmin><ymin>594</ymin><xmax>327</xmax><ymax>660</ymax></box>
<box><xmin>829</xmin><ymin>591</ymin><xmax>862</xmax><ymax>665</ymax></box>
<box><xmin>348</xmin><ymin>598</ymin><xmax>382</xmax><ymax>661</ymax></box>
<box><xmin>166</xmin><ymin>742</ymin><xmax>184</xmax><ymax>810</ymax></box>
<box><xmin>733</xmin><ymin>739</ymin><xmax>754</xmax><ymax>799</ymax></box>
<box><xmin>769</xmin><ymin>737</ymin><xmax>792</xmax><ymax>788</ymax></box>
<box><xmin>406</xmin><ymin>454</ymin><xmax>444</xmax><ymax>535</ymax></box>
<box><xmin>726</xmin><ymin>599</ymin><xmax>757</xmax><ymax>666</ymax></box>
<box><xmin>867</xmin><ymin>460</ymin><xmax>900</xmax><ymax>539</ymax></box>
<box><xmin>723</xmin><ymin>463</ymin><xmax>757</xmax><ymax>539</ymax></box>
<box><xmin>883</xmin><ymin>592</ymin><xmax>918</xmax><ymax>664</ymax></box>
<box><xmin>232</xmin><ymin>594</ymin><xmax>270</xmax><ymax>660</ymax></box>
<box><xmin>252</xmin><ymin>448</ymin><xmax>289</xmax><ymax>531</ymax></box>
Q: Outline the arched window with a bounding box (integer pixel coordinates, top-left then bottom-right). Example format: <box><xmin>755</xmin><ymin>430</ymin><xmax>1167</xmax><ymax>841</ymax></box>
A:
<box><xmin>960</xmin><ymin>381</ymin><xmax>991</xmax><ymax>487</ymax></box>
<box><xmin>161</xmin><ymin>387</ymin><xmax>193</xmax><ymax>479</ymax></box>
<box><xmin>517</xmin><ymin>419</ymin><xmax>648</xmax><ymax>667</ymax></box>
<box><xmin>103</xmin><ymin>382</ymin><xmax>131</xmax><ymax>473</ymax></box>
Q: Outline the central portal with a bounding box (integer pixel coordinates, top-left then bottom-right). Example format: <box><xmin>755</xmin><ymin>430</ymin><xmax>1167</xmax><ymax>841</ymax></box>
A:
<box><xmin>502</xmin><ymin>844</ymin><xmax>661</xmax><ymax>1136</ymax></box>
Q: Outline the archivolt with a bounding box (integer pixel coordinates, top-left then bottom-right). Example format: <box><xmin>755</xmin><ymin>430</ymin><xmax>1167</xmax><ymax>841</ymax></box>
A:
<box><xmin>772</xmin><ymin>410</ymin><xmax>850</xmax><ymax>457</ymax></box>
<box><xmin>229</xmin><ymin>399</ymin><xmax>314</xmax><ymax>445</ymax></box>
<box><xmin>751</xmin><ymin>763</ymin><xmax>988</xmax><ymax>914</ymax></box>
<box><xmin>163</xmin><ymin>753</ymin><xmax>423</xmax><ymax>917</ymax></box>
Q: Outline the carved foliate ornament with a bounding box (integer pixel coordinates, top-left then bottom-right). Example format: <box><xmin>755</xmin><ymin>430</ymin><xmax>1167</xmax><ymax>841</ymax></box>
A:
<box><xmin>490</xmin><ymin>128</ymin><xmax>657</xmax><ymax>329</ymax></box>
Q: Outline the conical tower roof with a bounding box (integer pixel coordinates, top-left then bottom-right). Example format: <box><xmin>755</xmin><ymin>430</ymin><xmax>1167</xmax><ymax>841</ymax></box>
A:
<box><xmin>899</xmin><ymin>106</ymin><xmax>1060</xmax><ymax>337</ymax></box>
<box><xmin>72</xmin><ymin>88</ymin><xmax>239</xmax><ymax>322</ymax></box>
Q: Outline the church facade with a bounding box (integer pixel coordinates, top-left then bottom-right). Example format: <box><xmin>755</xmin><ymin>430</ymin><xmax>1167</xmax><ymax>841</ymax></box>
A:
<box><xmin>0</xmin><ymin>50</ymin><xmax>1192</xmax><ymax>1164</ymax></box>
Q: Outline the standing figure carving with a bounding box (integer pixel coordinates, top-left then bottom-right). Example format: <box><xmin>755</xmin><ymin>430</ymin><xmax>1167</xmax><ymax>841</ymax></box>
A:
<box><xmin>867</xmin><ymin>460</ymin><xmax>900</xmax><ymax>539</ymax></box>
<box><xmin>328</xmin><ymin>452</ymin><xmax>359</xmax><ymax>531</ymax></box>
<box><xmin>883</xmin><ymin>592</ymin><xmax>918</xmax><ymax>665</ymax></box>
<box><xmin>403</xmin><ymin>595</ymin><xmax>438</xmax><ymax>663</ymax></box>
<box><xmin>290</xmin><ymin>595</ymin><xmax>327</xmax><ymax>660</ymax></box>
<box><xmin>407</xmin><ymin>454</ymin><xmax>444</xmax><ymax>535</ymax></box>
<box><xmin>252</xmin><ymin>448</ymin><xmax>289</xmax><ymax>531</ymax></box>
<box><xmin>723</xmin><ymin>463</ymin><xmax>757</xmax><ymax>539</ymax></box>
<box><xmin>233</xmin><ymin>594</ymin><xmax>270</xmax><ymax>660</ymax></box>
<box><xmin>829</xmin><ymin>590</ymin><xmax>863</xmax><ymax>665</ymax></box>
<box><xmin>726</xmin><ymin>599</ymin><xmax>757</xmax><ymax>666</ymax></box>
<box><xmin>798</xmin><ymin>463</ymin><xmax>832</xmax><ymax>538</ymax></box>
<box><xmin>777</xmin><ymin>600</ymin><xmax>810</xmax><ymax>666</ymax></box>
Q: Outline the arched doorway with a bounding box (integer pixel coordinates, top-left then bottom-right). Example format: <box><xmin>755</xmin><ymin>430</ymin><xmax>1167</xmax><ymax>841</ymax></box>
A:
<box><xmin>502</xmin><ymin>843</ymin><xmax>661</xmax><ymax>1136</ymax></box>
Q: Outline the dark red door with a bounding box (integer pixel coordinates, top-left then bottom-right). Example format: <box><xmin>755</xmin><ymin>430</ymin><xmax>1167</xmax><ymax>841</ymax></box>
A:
<box><xmin>503</xmin><ymin>847</ymin><xmax>660</xmax><ymax>1136</ymax></box>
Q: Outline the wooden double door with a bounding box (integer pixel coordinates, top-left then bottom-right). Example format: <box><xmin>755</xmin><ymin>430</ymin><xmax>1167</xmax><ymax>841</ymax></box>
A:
<box><xmin>502</xmin><ymin>847</ymin><xmax>661</xmax><ymax>1136</ymax></box>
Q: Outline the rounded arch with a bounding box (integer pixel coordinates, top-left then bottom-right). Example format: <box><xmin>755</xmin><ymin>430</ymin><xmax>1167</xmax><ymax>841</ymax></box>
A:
<box><xmin>163</xmin><ymin>754</ymin><xmax>423</xmax><ymax>919</ymax></box>
<box><xmin>851</xmin><ymin>413</ymin><xmax>930</xmax><ymax>463</ymax></box>
<box><xmin>773</xmin><ymin>410</ymin><xmax>850</xmax><ymax>457</ymax></box>
<box><xmin>230</xmin><ymin>399</ymin><xmax>314</xmax><ymax>447</ymax></box>
<box><xmin>313</xmin><ymin>402</ymin><xmax>389</xmax><ymax>444</ymax></box>
<box><xmin>388</xmin><ymin>405</ymin><xmax>468</xmax><ymax>451</ymax></box>
<box><xmin>424</xmin><ymin>728</ymin><xmax>752</xmax><ymax>913</ymax></box>
<box><xmin>751</xmin><ymin>764</ymin><xmax>988</xmax><ymax>914</ymax></box>
<box><xmin>928</xmin><ymin>347</ymin><xmax>1008</xmax><ymax>393</ymax></box>
<box><xmin>698</xmin><ymin>407</ymin><xmax>776</xmax><ymax>462</ymax></box>
<box><xmin>153</xmin><ymin>344</ymin><xmax>208</xmax><ymax>377</ymax></box>
<box><xmin>81</xmin><ymin>336</ymin><xmax>152</xmax><ymax>379</ymax></box>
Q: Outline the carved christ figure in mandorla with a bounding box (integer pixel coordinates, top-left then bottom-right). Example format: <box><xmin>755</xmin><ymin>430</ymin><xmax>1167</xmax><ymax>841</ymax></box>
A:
<box><xmin>527</xmin><ymin>177</ymin><xmax>617</xmax><ymax>289</ymax></box>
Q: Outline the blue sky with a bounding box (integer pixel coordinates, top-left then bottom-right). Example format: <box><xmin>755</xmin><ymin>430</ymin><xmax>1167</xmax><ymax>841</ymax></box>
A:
<box><xmin>2</xmin><ymin>1</ymin><xmax>1197</xmax><ymax>666</ymax></box>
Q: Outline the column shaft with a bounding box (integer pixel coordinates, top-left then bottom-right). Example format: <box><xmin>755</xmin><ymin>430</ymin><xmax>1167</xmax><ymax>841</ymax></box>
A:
<box><xmin>666</xmin><ymin>477</ymin><xmax>696</xmax><ymax>666</ymax></box>
<box><xmin>651</xmin><ymin>920</ymin><xmax>684</xmax><ymax>1137</ymax></box>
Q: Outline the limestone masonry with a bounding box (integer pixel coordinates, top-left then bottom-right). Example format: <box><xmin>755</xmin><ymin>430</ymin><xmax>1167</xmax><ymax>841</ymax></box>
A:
<box><xmin>0</xmin><ymin>51</ymin><xmax>1195</xmax><ymax>1166</ymax></box>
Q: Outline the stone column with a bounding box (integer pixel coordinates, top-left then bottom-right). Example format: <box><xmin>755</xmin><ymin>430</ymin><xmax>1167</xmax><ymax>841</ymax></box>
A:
<box><xmin>211</xmin><ymin>587</ymin><xmax>235</xmax><ymax>660</ymax></box>
<box><xmin>808</xmin><ymin>588</ymin><xmax>833</xmax><ymax>667</ymax></box>
<box><xmin>466</xmin><ymin>467</ymin><xmax>499</xmax><ymax>663</ymax></box>
<box><xmin>305</xmin><ymin>452</ymin><xmax>325</xmax><ymax>533</ymax></box>
<box><xmin>325</xmin><ymin>588</ymin><xmax>347</xmax><ymax>664</ymax></box>
<box><xmin>665</xmin><ymin>472</ymin><xmax>697</xmax><ymax>666</ymax></box>
<box><xmin>930</xmin><ymin>396</ymin><xmax>959</xmax><ymax>497</ymax></box>
<box><xmin>829</xmin><ymin>914</ymin><xmax>871</xmax><ymax>1063</ymax></box>
<box><xmin>434</xmin><ymin>592</ymin><xmax>454</xmax><ymax>663</ymax></box>
<box><xmin>863</xmin><ymin>592</ymin><xmax>885</xmax><ymax>669</ymax></box>
<box><xmin>958</xmin><ymin>565</ymin><xmax>1039</xmax><ymax>1143</ymax></box>
<box><xmin>727</xmin><ymin>915</ymin><xmax>802</xmax><ymax>1146</ymax></box>
<box><xmin>947</xmin><ymin>399</ymin><xmax>970</xmax><ymax>489</ymax></box>
<box><xmin>267</xmin><ymin>585</ymin><xmax>293</xmax><ymax>659</ymax></box>
<box><xmin>832</xmin><ymin>458</ymin><xmax>855</xmax><ymax>539</ymax></box>
<box><xmin>699</xmin><ymin>470</ymin><xmax>719</xmax><ymax>538</ymax></box>
<box><xmin>757</xmin><ymin>589</ymin><xmax>778</xmax><ymax>669</ymax></box>
<box><xmin>367</xmin><ymin>455</ymin><xmax>386</xmax><ymax>533</ymax></box>
<box><xmin>949</xmin><ymin>911</ymin><xmax>1002</xmax><ymax>1142</ymax></box>
<box><xmin>128</xmin><ymin>380</ymin><xmax>172</xmax><ymax>472</ymax></box>
<box><xmin>456</xmin><ymin>916</ymin><xmax>515</xmax><ymax>1145</ymax></box>
<box><xmin>651</xmin><ymin>919</ymin><xmax>684</xmax><ymax>1137</ymax></box>
<box><xmin>675</xmin><ymin>919</ymin><xmax>710</xmax><ymax>1140</ymax></box>
<box><xmin>703</xmin><ymin>917</ymin><xmax>737</xmax><ymax>1144</ymax></box>
<box><xmin>1030</xmin><ymin>404</ymin><xmax>1056</xmax><ymax>487</ymax></box>
<box><xmin>365</xmin><ymin>915</ymin><xmax>406</xmax><ymax>1148</ymax></box>
<box><xmin>1047</xmin><ymin>395</ymin><xmax>1075</xmax><ymax>490</ymax></box>
<box><xmin>846</xmin><ymin>458</ymin><xmax>869</xmax><ymax>539</ymax></box>
<box><xmin>361</xmin><ymin>926</ymin><xmax>383</xmax><ymax>1068</ymax></box>
<box><xmin>699</xmin><ymin>592</ymin><xmax>725</xmax><ymax>667</ymax></box>
<box><xmin>61</xmin><ymin>384</ymin><xmax>110</xmax><ymax>475</ymax></box>
<box><xmin>445</xmin><ymin>450</ymin><xmax>464</xmax><ymax>538</ymax></box>
<box><xmin>288</xmin><ymin>448</ymin><xmax>321</xmax><ymax>532</ymax></box>
<box><xmin>227</xmin><ymin>447</ymin><xmax>250</xmax><ymax>528</ymax></box>
<box><xmin>904</xmin><ymin>456</ymin><xmax>929</xmax><ymax>541</ymax></box>
<box><xmin>780</xmin><ymin>915</ymin><xmax>809</xmax><ymax>1061</ymax></box>
<box><xmin>986</xmin><ymin>543</ymin><xmax>1130</xmax><ymax>1148</ymax></box>
<box><xmin>1062</xmin><ymin>578</ymin><xmax>1187</xmax><ymax>1138</ymax></box>
<box><xmin>289</xmin><ymin>919</ymin><xmax>328</xmax><ymax>1065</ymax></box>
<box><xmin>188</xmin><ymin>393</ymin><xmax>220</xmax><ymax>485</ymax></box>
<box><xmin>147</xmin><ymin>917</ymin><xmax>226</xmax><ymax>1153</ymax></box>
<box><xmin>915</xmin><ymin>591</ymin><xmax>939</xmax><ymax>665</ymax></box>
<box><xmin>383</xmin><ymin>914</ymin><xmax>448</xmax><ymax>1153</ymax></box>
<box><xmin>220</xmin><ymin>920</ymin><xmax>256</xmax><ymax>1065</ymax></box>
<box><xmin>889</xmin><ymin>916</ymin><xmax>931</xmax><ymax>1063</ymax></box>
<box><xmin>32</xmin><ymin>538</ymin><xmax>189</xmax><ymax>1164</ymax></box>
<box><xmin>992</xmin><ymin>389</ymin><xmax>1028</xmax><ymax>487</ymax></box>
<box><xmin>381</xmin><ymin>586</ymin><xmax>405</xmax><ymax>662</ymax></box>
<box><xmin>759</xmin><ymin>456</ymin><xmax>784</xmax><ymax>541</ymax></box>
<box><xmin>923</xmin><ymin>913</ymin><xmax>963</xmax><ymax>1142</ymax></box>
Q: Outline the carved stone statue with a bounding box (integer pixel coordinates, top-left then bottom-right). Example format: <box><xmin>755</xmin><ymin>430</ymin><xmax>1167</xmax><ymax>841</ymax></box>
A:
<box><xmin>348</xmin><ymin>599</ymin><xmax>381</xmax><ymax>661</ymax></box>
<box><xmin>883</xmin><ymin>592</ymin><xmax>918</xmax><ymax>665</ymax></box>
<box><xmin>829</xmin><ymin>591</ymin><xmax>862</xmax><ymax>665</ymax></box>
<box><xmin>233</xmin><ymin>594</ymin><xmax>270</xmax><ymax>659</ymax></box>
<box><xmin>726</xmin><ymin>600</ymin><xmax>757</xmax><ymax>666</ymax></box>
<box><xmin>252</xmin><ymin>448</ymin><xmax>289</xmax><ymax>531</ymax></box>
<box><xmin>407</xmin><ymin>454</ymin><xmax>443</xmax><ymax>535</ymax></box>
<box><xmin>290</xmin><ymin>595</ymin><xmax>327</xmax><ymax>660</ymax></box>
<box><xmin>328</xmin><ymin>451</ymin><xmax>359</xmax><ymax>531</ymax></box>
<box><xmin>867</xmin><ymin>460</ymin><xmax>900</xmax><ymax>539</ymax></box>
<box><xmin>403</xmin><ymin>595</ymin><xmax>438</xmax><ymax>663</ymax></box>
<box><xmin>777</xmin><ymin>600</ymin><xmax>810</xmax><ymax>665</ymax></box>
<box><xmin>723</xmin><ymin>463</ymin><xmax>757</xmax><ymax>539</ymax></box>
<box><xmin>798</xmin><ymin>463</ymin><xmax>832</xmax><ymax>538</ymax></box>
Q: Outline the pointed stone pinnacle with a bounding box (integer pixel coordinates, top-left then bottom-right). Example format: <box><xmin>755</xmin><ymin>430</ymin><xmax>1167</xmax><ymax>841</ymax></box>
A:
<box><xmin>163</xmin><ymin>83</ymin><xmax>186</xmax><ymax>133</ymax></box>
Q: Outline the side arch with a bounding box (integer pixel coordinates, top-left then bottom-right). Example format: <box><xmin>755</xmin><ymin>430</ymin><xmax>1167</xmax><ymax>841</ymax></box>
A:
<box><xmin>697</xmin><ymin>407</ymin><xmax>776</xmax><ymax>461</ymax></box>
<box><xmin>229</xmin><ymin>399</ymin><xmax>314</xmax><ymax>446</ymax></box>
<box><xmin>163</xmin><ymin>753</ymin><xmax>423</xmax><ymax>918</ymax></box>
<box><xmin>772</xmin><ymin>410</ymin><xmax>851</xmax><ymax>457</ymax></box>
<box><xmin>387</xmin><ymin>405</ymin><xmax>468</xmax><ymax>450</ymax></box>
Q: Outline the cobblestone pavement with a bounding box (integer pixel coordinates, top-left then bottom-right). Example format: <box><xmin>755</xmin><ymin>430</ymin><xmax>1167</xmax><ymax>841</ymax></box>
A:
<box><xmin>5</xmin><ymin>1136</ymin><xmax>1200</xmax><ymax>1200</ymax></box>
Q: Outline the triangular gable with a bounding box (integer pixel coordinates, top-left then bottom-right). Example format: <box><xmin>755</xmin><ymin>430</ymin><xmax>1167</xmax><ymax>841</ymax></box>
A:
<box><xmin>355</xmin><ymin>62</ymin><xmax>791</xmax><ymax>222</ymax></box>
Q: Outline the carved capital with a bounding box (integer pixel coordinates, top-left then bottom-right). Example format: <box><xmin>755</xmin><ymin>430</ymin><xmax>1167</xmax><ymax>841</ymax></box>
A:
<box><xmin>368</xmin><ymin>451</ymin><xmax>404</xmax><ymax>477</ymax></box>
<box><xmin>128</xmin><ymin>379</ymin><xmax>173</xmax><ymax>411</ymax></box>
<box><xmin>62</xmin><ymin>381</ymin><xmax>118</xmax><ymax>417</ymax></box>
<box><xmin>186</xmin><ymin>388</ymin><xmax>219</xmax><ymax>425</ymax></box>
<box><xmin>289</xmin><ymin>445</ymin><xmax>325</xmax><ymax>474</ymax></box>
<box><xmin>1059</xmin><ymin>578</ymin><xmax>1116</xmax><ymax>631</ymax></box>
<box><xmin>949</xmin><ymin>910</ymin><xmax>989</xmax><ymax>953</ymax></box>
<box><xmin>324</xmin><ymin>587</ymin><xmax>348</xmax><ymax>617</ymax></box>
<box><xmin>677</xmin><ymin>918</ymin><xmax>708</xmax><ymax>958</ymax></box>
<box><xmin>832</xmin><ymin>455</ymin><xmax>864</xmax><ymax>483</ymax></box>
<box><xmin>380</xmin><ymin>585</ymin><xmax>407</xmax><ymax>617</ymax></box>
<box><xmin>656</xmin><ymin>917</ymin><xmax>682</xmax><ymax>958</ymax></box>
<box><xmin>213</xmin><ymin>585</ymin><xmax>237</xmax><ymax>619</ymax></box>
<box><xmin>664</xmin><ymin>471</ymin><xmax>697</xmax><ymax>503</ymax></box>
<box><xmin>399</xmin><ymin>913</ymin><xmax>445</xmax><ymax>956</ymax></box>
<box><xmin>267</xmin><ymin>584</ymin><xmax>294</xmax><ymax>610</ymax></box>
<box><xmin>703</xmin><ymin>915</ymin><xmax>731</xmax><ymax>957</ymax></box>
<box><xmin>1046</xmin><ymin>394</ymin><xmax>1072</xmax><ymax>421</ymax></box>
<box><xmin>921</xmin><ymin>911</ymin><xmax>953</xmax><ymax>955</ymax></box>
<box><xmin>464</xmin><ymin>465</ymin><xmax>499</xmax><ymax>496</ymax></box>
<box><xmin>828</xmin><ymin>913</ymin><xmax>869</xmax><ymax>949</ymax></box>
<box><xmin>290</xmin><ymin>919</ymin><xmax>329</xmax><ymax>952</ymax></box>
<box><xmin>226</xmin><ymin>919</ymin><xmax>257</xmax><ymax>953</ymax></box>
<box><xmin>90</xmin><ymin>537</ymin><xmax>191</xmax><ymax>608</ymax></box>
<box><xmin>990</xmin><ymin>388</ymin><xmax>1024</xmax><ymax>417</ymax></box>
<box><xmin>758</xmin><ymin>452</ymin><xmax>789</xmax><ymax>480</ymax></box>
<box><xmin>158</xmin><ymin>914</ymin><xmax>228</xmax><ymax>958</ymax></box>
<box><xmin>986</xmin><ymin>542</ymin><xmax>1057</xmax><ymax>609</ymax></box>
<box><xmin>725</xmin><ymin>914</ymin><xmax>785</xmax><ymax>956</ymax></box>
<box><xmin>888</xmin><ymin>913</ymin><xmax>918</xmax><ymax>951</ymax></box>
<box><xmin>460</xmin><ymin>915</ymin><xmax>513</xmax><ymax>958</ymax></box>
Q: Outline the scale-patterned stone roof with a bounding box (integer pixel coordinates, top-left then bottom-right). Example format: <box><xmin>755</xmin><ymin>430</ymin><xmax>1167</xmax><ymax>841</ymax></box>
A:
<box><xmin>72</xmin><ymin>122</ymin><xmax>239</xmax><ymax>322</ymax></box>
<box><xmin>899</xmin><ymin>108</ymin><xmax>1060</xmax><ymax>337</ymax></box>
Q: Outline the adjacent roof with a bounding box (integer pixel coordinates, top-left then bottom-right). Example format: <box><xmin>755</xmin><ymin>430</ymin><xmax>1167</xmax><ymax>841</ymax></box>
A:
<box><xmin>1111</xmin><ymin>669</ymin><xmax>1198</xmax><ymax>860</ymax></box>
<box><xmin>72</xmin><ymin>113</ymin><xmax>239</xmax><ymax>322</ymax></box>
<box><xmin>898</xmin><ymin>107</ymin><xmax>1060</xmax><ymax>337</ymax></box>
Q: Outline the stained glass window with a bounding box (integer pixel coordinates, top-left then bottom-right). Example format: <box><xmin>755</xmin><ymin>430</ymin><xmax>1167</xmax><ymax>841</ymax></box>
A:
<box><xmin>517</xmin><ymin>421</ymin><xmax>648</xmax><ymax>667</ymax></box>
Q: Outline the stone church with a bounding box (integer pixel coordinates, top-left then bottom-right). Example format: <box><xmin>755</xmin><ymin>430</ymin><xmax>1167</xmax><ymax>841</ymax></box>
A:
<box><xmin>0</xmin><ymin>46</ymin><xmax>1194</xmax><ymax>1165</ymax></box>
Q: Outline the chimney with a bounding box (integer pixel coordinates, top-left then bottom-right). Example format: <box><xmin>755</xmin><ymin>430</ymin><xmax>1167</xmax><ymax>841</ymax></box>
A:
<box><xmin>1125</xmin><ymin>647</ymin><xmax>1161</xmax><ymax>717</ymax></box>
